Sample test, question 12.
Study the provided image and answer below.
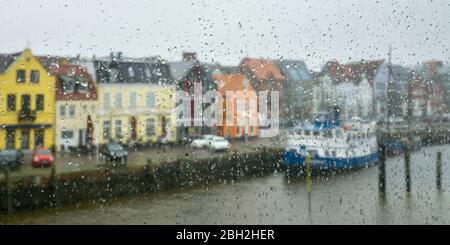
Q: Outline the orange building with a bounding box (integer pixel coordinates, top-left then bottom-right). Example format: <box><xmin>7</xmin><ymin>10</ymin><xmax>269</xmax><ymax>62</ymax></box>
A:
<box><xmin>214</xmin><ymin>74</ymin><xmax>259</xmax><ymax>138</ymax></box>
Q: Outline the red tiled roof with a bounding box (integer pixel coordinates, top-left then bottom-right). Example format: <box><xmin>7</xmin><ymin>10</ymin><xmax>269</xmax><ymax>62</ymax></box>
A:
<box><xmin>239</xmin><ymin>58</ymin><xmax>284</xmax><ymax>81</ymax></box>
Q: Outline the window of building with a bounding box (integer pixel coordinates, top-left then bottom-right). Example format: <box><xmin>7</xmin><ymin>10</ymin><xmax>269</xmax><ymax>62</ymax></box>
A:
<box><xmin>103</xmin><ymin>121</ymin><xmax>110</xmax><ymax>139</ymax></box>
<box><xmin>60</xmin><ymin>105</ymin><xmax>66</xmax><ymax>117</ymax></box>
<box><xmin>75</xmin><ymin>76</ymin><xmax>88</xmax><ymax>93</ymax></box>
<box><xmin>128</xmin><ymin>67</ymin><xmax>135</xmax><ymax>77</ymax></box>
<box><xmin>114</xmin><ymin>93</ymin><xmax>122</xmax><ymax>109</ymax></box>
<box><xmin>36</xmin><ymin>94</ymin><xmax>44</xmax><ymax>111</ymax></box>
<box><xmin>21</xmin><ymin>94</ymin><xmax>31</xmax><ymax>111</ymax></box>
<box><xmin>146</xmin><ymin>118</ymin><xmax>155</xmax><ymax>136</ymax></box>
<box><xmin>7</xmin><ymin>94</ymin><xmax>16</xmax><ymax>111</ymax></box>
<box><xmin>69</xmin><ymin>105</ymin><xmax>75</xmax><ymax>117</ymax></box>
<box><xmin>35</xmin><ymin>129</ymin><xmax>44</xmax><ymax>147</ymax></box>
<box><xmin>61</xmin><ymin>130</ymin><xmax>74</xmax><ymax>139</ymax></box>
<box><xmin>30</xmin><ymin>70</ymin><xmax>39</xmax><ymax>83</ymax></box>
<box><xmin>103</xmin><ymin>93</ymin><xmax>110</xmax><ymax>110</ymax></box>
<box><xmin>60</xmin><ymin>75</ymin><xmax>75</xmax><ymax>93</ymax></box>
<box><xmin>16</xmin><ymin>70</ymin><xmax>25</xmax><ymax>83</ymax></box>
<box><xmin>130</xmin><ymin>92</ymin><xmax>137</xmax><ymax>108</ymax></box>
<box><xmin>144</xmin><ymin>67</ymin><xmax>151</xmax><ymax>78</ymax></box>
<box><xmin>115</xmin><ymin>120</ymin><xmax>122</xmax><ymax>138</ymax></box>
<box><xmin>146</xmin><ymin>92</ymin><xmax>156</xmax><ymax>108</ymax></box>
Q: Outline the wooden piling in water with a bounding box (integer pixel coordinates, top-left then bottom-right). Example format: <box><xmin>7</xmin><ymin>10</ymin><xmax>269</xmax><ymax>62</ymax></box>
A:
<box><xmin>436</xmin><ymin>151</ymin><xmax>442</xmax><ymax>191</ymax></box>
<box><xmin>305</xmin><ymin>154</ymin><xmax>313</xmax><ymax>224</ymax></box>
<box><xmin>404</xmin><ymin>144</ymin><xmax>411</xmax><ymax>194</ymax></box>
<box><xmin>378</xmin><ymin>144</ymin><xmax>386</xmax><ymax>197</ymax></box>
<box><xmin>305</xmin><ymin>154</ymin><xmax>312</xmax><ymax>193</ymax></box>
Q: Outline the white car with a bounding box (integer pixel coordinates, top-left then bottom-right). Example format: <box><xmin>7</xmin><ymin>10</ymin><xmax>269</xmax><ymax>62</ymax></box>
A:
<box><xmin>191</xmin><ymin>135</ymin><xmax>230</xmax><ymax>151</ymax></box>
<box><xmin>190</xmin><ymin>134</ymin><xmax>215</xmax><ymax>148</ymax></box>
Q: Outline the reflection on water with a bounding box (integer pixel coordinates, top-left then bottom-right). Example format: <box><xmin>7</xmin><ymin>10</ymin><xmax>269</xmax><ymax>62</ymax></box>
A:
<box><xmin>1</xmin><ymin>145</ymin><xmax>449</xmax><ymax>224</ymax></box>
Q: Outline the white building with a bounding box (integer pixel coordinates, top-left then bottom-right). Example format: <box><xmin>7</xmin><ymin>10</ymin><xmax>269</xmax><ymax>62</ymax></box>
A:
<box><xmin>312</xmin><ymin>73</ymin><xmax>337</xmax><ymax>115</ymax></box>
<box><xmin>335</xmin><ymin>74</ymin><xmax>373</xmax><ymax>120</ymax></box>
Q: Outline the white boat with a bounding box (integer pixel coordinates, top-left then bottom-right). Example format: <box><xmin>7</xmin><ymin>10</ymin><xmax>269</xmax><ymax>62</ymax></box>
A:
<box><xmin>284</xmin><ymin>107</ymin><xmax>379</xmax><ymax>171</ymax></box>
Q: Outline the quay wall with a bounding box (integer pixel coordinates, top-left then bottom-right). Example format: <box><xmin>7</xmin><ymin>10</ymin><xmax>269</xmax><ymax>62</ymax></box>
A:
<box><xmin>0</xmin><ymin>148</ymin><xmax>284</xmax><ymax>214</ymax></box>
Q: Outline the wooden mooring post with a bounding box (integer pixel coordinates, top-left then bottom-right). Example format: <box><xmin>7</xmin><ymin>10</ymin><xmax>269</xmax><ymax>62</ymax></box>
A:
<box><xmin>404</xmin><ymin>144</ymin><xmax>411</xmax><ymax>194</ymax></box>
<box><xmin>436</xmin><ymin>151</ymin><xmax>442</xmax><ymax>191</ymax></box>
<box><xmin>305</xmin><ymin>154</ymin><xmax>312</xmax><ymax>224</ymax></box>
<box><xmin>378</xmin><ymin>144</ymin><xmax>386</xmax><ymax>198</ymax></box>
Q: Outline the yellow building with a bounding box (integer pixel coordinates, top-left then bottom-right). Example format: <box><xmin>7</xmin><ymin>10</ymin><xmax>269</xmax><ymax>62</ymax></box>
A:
<box><xmin>94</xmin><ymin>83</ymin><xmax>176</xmax><ymax>145</ymax></box>
<box><xmin>0</xmin><ymin>49</ymin><xmax>55</xmax><ymax>150</ymax></box>
<box><xmin>85</xmin><ymin>56</ymin><xmax>177</xmax><ymax>146</ymax></box>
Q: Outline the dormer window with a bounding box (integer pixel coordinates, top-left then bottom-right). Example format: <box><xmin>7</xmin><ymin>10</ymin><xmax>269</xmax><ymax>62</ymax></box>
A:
<box><xmin>75</xmin><ymin>76</ymin><xmax>88</xmax><ymax>93</ymax></box>
<box><xmin>60</xmin><ymin>75</ymin><xmax>75</xmax><ymax>93</ymax></box>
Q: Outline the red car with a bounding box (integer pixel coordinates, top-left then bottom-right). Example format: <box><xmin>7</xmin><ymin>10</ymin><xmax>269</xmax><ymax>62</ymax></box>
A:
<box><xmin>32</xmin><ymin>147</ymin><xmax>54</xmax><ymax>167</ymax></box>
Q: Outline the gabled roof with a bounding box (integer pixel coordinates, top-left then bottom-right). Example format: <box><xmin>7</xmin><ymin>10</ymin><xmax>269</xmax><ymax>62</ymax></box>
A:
<box><xmin>277</xmin><ymin>60</ymin><xmax>312</xmax><ymax>81</ymax></box>
<box><xmin>37</xmin><ymin>55</ymin><xmax>73</xmax><ymax>71</ymax></box>
<box><xmin>239</xmin><ymin>58</ymin><xmax>284</xmax><ymax>81</ymax></box>
<box><xmin>169</xmin><ymin>60</ymin><xmax>199</xmax><ymax>82</ymax></box>
<box><xmin>0</xmin><ymin>52</ymin><xmax>22</xmax><ymax>73</ymax></box>
<box><xmin>320</xmin><ymin>59</ymin><xmax>383</xmax><ymax>85</ymax></box>
<box><xmin>214</xmin><ymin>73</ymin><xmax>252</xmax><ymax>94</ymax></box>
<box><xmin>92</xmin><ymin>55</ymin><xmax>172</xmax><ymax>84</ymax></box>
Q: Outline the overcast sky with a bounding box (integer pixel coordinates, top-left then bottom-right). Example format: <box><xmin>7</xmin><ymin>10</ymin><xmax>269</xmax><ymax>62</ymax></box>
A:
<box><xmin>0</xmin><ymin>0</ymin><xmax>449</xmax><ymax>70</ymax></box>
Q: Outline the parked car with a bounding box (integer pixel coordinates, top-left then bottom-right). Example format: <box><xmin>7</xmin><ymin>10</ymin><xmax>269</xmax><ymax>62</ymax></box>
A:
<box><xmin>0</xmin><ymin>149</ymin><xmax>24</xmax><ymax>170</ymax></box>
<box><xmin>190</xmin><ymin>134</ymin><xmax>216</xmax><ymax>148</ymax></box>
<box><xmin>191</xmin><ymin>135</ymin><xmax>230</xmax><ymax>151</ymax></box>
<box><xmin>31</xmin><ymin>147</ymin><xmax>54</xmax><ymax>168</ymax></box>
<box><xmin>209</xmin><ymin>136</ymin><xmax>231</xmax><ymax>151</ymax></box>
<box><xmin>99</xmin><ymin>143</ymin><xmax>128</xmax><ymax>162</ymax></box>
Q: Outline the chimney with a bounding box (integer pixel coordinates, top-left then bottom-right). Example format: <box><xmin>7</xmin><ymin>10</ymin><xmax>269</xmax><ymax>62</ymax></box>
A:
<box><xmin>183</xmin><ymin>52</ymin><xmax>197</xmax><ymax>61</ymax></box>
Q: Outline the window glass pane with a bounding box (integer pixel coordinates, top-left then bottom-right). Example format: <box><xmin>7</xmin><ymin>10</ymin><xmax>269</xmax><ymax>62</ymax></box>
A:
<box><xmin>130</xmin><ymin>92</ymin><xmax>137</xmax><ymax>108</ymax></box>
<box><xmin>30</xmin><ymin>70</ymin><xmax>39</xmax><ymax>83</ymax></box>
<box><xmin>103</xmin><ymin>93</ymin><xmax>110</xmax><ymax>110</ymax></box>
<box><xmin>146</xmin><ymin>118</ymin><xmax>155</xmax><ymax>136</ymax></box>
<box><xmin>115</xmin><ymin>120</ymin><xmax>122</xmax><ymax>138</ymax></box>
<box><xmin>69</xmin><ymin>105</ymin><xmax>75</xmax><ymax>117</ymax></box>
<box><xmin>115</xmin><ymin>93</ymin><xmax>122</xmax><ymax>109</ymax></box>
<box><xmin>16</xmin><ymin>70</ymin><xmax>25</xmax><ymax>83</ymax></box>
<box><xmin>103</xmin><ymin>121</ymin><xmax>110</xmax><ymax>139</ymax></box>
<box><xmin>7</xmin><ymin>94</ymin><xmax>16</xmax><ymax>111</ymax></box>
<box><xmin>146</xmin><ymin>92</ymin><xmax>155</xmax><ymax>108</ymax></box>
<box><xmin>60</xmin><ymin>105</ymin><xmax>65</xmax><ymax>117</ymax></box>
<box><xmin>36</xmin><ymin>94</ymin><xmax>44</xmax><ymax>111</ymax></box>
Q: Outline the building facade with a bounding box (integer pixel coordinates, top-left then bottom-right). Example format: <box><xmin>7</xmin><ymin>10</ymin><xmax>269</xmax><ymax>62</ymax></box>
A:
<box><xmin>239</xmin><ymin>58</ymin><xmax>285</xmax><ymax>127</ymax></box>
<box><xmin>87</xmin><ymin>53</ymin><xmax>176</xmax><ymax>146</ymax></box>
<box><xmin>170</xmin><ymin>52</ymin><xmax>218</xmax><ymax>141</ymax></box>
<box><xmin>334</xmin><ymin>74</ymin><xmax>373</xmax><ymax>120</ymax></box>
<box><xmin>214</xmin><ymin>74</ymin><xmax>259</xmax><ymax>138</ymax></box>
<box><xmin>0</xmin><ymin>49</ymin><xmax>55</xmax><ymax>150</ymax></box>
<box><xmin>48</xmin><ymin>62</ymin><xmax>98</xmax><ymax>152</ymax></box>
<box><xmin>277</xmin><ymin>60</ymin><xmax>314</xmax><ymax>123</ymax></box>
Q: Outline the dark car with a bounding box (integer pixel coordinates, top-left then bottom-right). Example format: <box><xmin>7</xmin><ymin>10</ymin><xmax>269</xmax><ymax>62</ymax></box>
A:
<box><xmin>0</xmin><ymin>149</ymin><xmax>25</xmax><ymax>170</ymax></box>
<box><xmin>99</xmin><ymin>143</ymin><xmax>128</xmax><ymax>162</ymax></box>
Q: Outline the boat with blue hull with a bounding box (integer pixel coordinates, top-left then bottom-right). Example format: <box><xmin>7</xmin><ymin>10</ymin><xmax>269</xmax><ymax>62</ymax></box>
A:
<box><xmin>283</xmin><ymin>107</ymin><xmax>379</xmax><ymax>172</ymax></box>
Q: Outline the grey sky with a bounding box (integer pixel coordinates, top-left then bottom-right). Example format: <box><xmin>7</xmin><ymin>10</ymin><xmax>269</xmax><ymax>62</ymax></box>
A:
<box><xmin>0</xmin><ymin>0</ymin><xmax>449</xmax><ymax>70</ymax></box>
